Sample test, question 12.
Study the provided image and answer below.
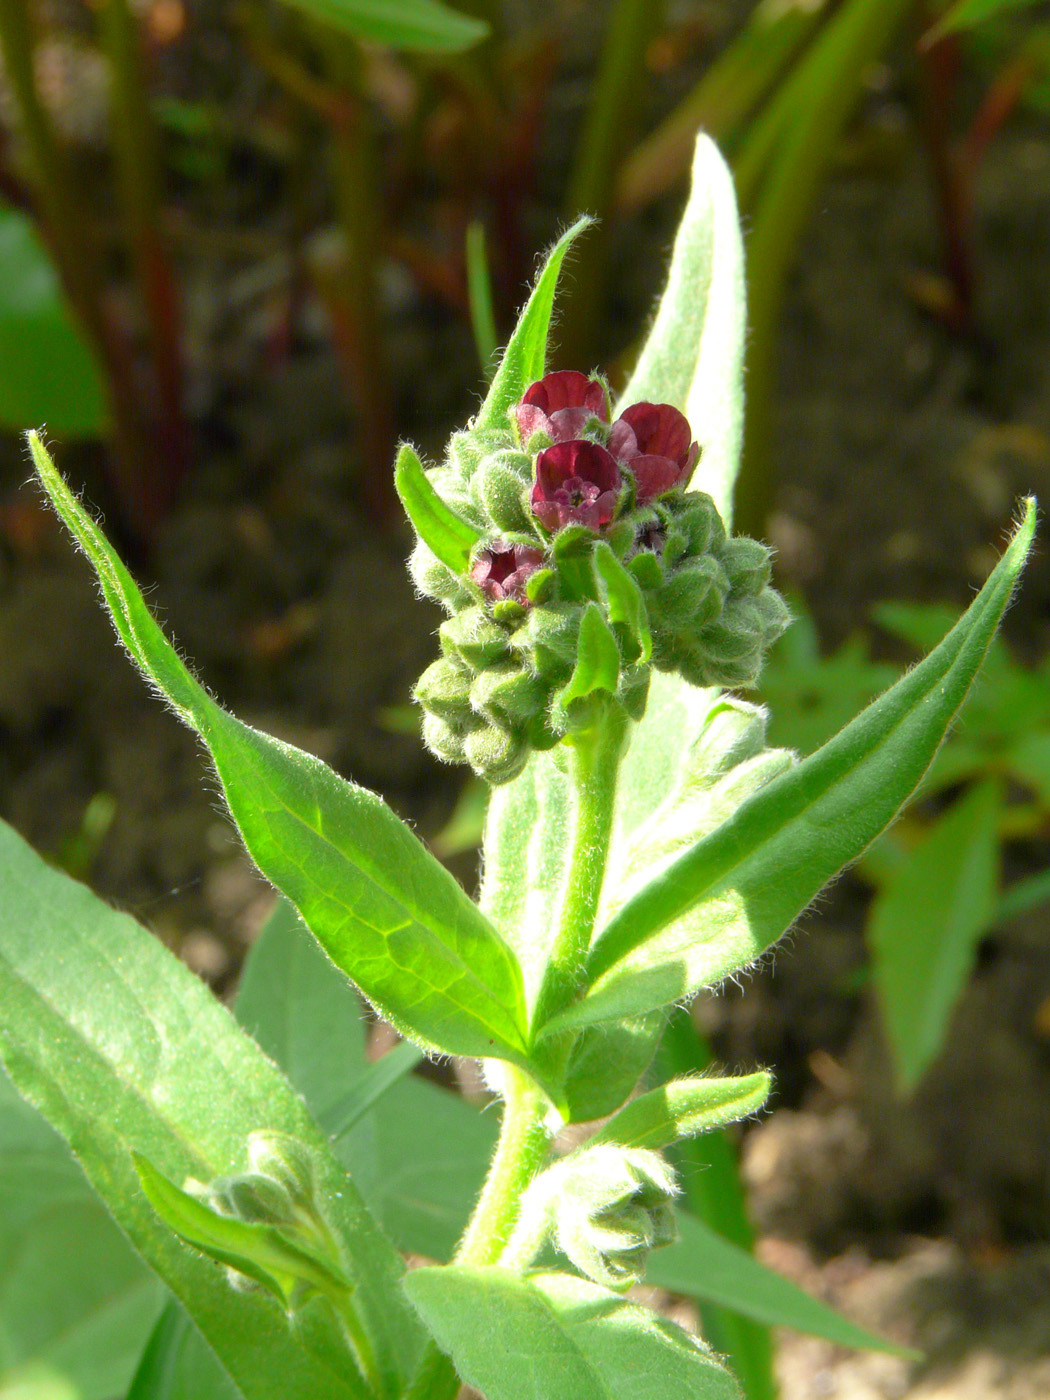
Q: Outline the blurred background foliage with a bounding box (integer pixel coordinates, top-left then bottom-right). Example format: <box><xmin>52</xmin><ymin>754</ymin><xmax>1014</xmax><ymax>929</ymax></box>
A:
<box><xmin>1</xmin><ymin>2</ymin><xmax>1050</xmax><ymax>1398</ymax></box>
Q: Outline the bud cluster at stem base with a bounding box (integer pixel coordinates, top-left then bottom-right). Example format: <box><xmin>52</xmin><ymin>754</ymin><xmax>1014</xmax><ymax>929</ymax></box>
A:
<box><xmin>408</xmin><ymin>370</ymin><xmax>788</xmax><ymax>784</ymax></box>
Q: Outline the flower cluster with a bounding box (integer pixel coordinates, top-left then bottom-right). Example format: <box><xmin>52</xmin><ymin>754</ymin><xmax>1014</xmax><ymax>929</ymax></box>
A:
<box><xmin>409</xmin><ymin>371</ymin><xmax>788</xmax><ymax>783</ymax></box>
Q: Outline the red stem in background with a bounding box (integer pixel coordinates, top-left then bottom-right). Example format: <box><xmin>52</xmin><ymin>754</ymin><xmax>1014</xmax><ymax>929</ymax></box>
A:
<box><xmin>916</xmin><ymin>29</ymin><xmax>974</xmax><ymax>331</ymax></box>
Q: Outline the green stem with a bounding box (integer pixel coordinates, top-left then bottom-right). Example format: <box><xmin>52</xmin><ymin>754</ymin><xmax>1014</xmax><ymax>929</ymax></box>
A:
<box><xmin>454</xmin><ymin>1064</ymin><xmax>551</xmax><ymax>1267</ymax></box>
<box><xmin>534</xmin><ymin>707</ymin><xmax>628</xmax><ymax>1031</ymax></box>
<box><xmin>403</xmin><ymin>1065</ymin><xmax>551</xmax><ymax>1400</ymax></box>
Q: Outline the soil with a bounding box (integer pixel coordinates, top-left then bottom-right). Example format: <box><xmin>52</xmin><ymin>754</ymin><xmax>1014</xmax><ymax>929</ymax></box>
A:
<box><xmin>2</xmin><ymin>8</ymin><xmax>1049</xmax><ymax>1396</ymax></box>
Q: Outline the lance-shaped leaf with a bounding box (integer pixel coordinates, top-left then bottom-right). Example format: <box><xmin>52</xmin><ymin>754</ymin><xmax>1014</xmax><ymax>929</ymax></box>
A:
<box><xmin>30</xmin><ymin>433</ymin><xmax>529</xmax><ymax>1066</ymax></box>
<box><xmin>615</xmin><ymin>134</ymin><xmax>746</xmax><ymax>521</ymax></box>
<box><xmin>133</xmin><ymin>1155</ymin><xmax>355</xmax><ymax>1312</ymax></box>
<box><xmin>473</xmin><ymin>217</ymin><xmax>593</xmax><ymax>439</ymax></box>
<box><xmin>395</xmin><ymin>443</ymin><xmax>484</xmax><ymax>573</ymax></box>
<box><xmin>405</xmin><ymin>1267</ymin><xmax>740</xmax><ymax>1400</ymax></box>
<box><xmin>594</xmin><ymin>541</ymin><xmax>651</xmax><ymax>664</ymax></box>
<box><xmin>0</xmin><ymin>817</ymin><xmax>423</xmax><ymax>1400</ymax></box>
<box><xmin>869</xmin><ymin>779</ymin><xmax>1001</xmax><ymax>1092</ymax></box>
<box><xmin>278</xmin><ymin>0</ymin><xmax>488</xmax><ymax>52</ymax></box>
<box><xmin>545</xmin><ymin>503</ymin><xmax>1035</xmax><ymax>1034</ymax></box>
<box><xmin>590</xmin><ymin>1072</ymin><xmax>772</xmax><ymax>1152</ymax></box>
<box><xmin>126</xmin><ymin>1302</ymin><xmax>239</xmax><ymax>1400</ymax></box>
<box><xmin>555</xmin><ymin>603</ymin><xmax>621</xmax><ymax>711</ymax></box>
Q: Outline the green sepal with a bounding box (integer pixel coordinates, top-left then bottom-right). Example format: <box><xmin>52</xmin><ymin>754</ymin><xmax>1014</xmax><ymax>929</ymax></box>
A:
<box><xmin>594</xmin><ymin>542</ymin><xmax>652</xmax><ymax>665</ymax></box>
<box><xmin>471</xmin><ymin>451</ymin><xmax>533</xmax><ymax>533</ymax></box>
<box><xmin>395</xmin><ymin>443</ymin><xmax>484</xmax><ymax>574</ymax></box>
<box><xmin>628</xmin><ymin>549</ymin><xmax>664</xmax><ymax>591</ymax></box>
<box><xmin>555</xmin><ymin>603</ymin><xmax>621</xmax><ymax>712</ymax></box>
<box><xmin>552</xmin><ymin>526</ymin><xmax>600</xmax><ymax>602</ymax></box>
<box><xmin>473</xmin><ymin>217</ymin><xmax>594</xmax><ymax>439</ymax></box>
<box><xmin>133</xmin><ymin>1153</ymin><xmax>352</xmax><ymax>1310</ymax></box>
<box><xmin>591</xmin><ymin>1072</ymin><xmax>772</xmax><ymax>1151</ymax></box>
<box><xmin>525</xmin><ymin>567</ymin><xmax>556</xmax><ymax>605</ymax></box>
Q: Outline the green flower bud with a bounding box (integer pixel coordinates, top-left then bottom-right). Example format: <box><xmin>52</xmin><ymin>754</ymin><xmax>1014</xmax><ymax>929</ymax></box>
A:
<box><xmin>408</xmin><ymin>539</ymin><xmax>475</xmax><ymax>609</ymax></box>
<box><xmin>440</xmin><ymin>607</ymin><xmax>511</xmax><ymax>671</ymax></box>
<box><xmin>470</xmin><ymin>661</ymin><xmax>546</xmax><ymax>728</ymax></box>
<box><xmin>551</xmin><ymin>1144</ymin><xmax>680</xmax><ymax>1292</ymax></box>
<box><xmin>721</xmin><ymin>534</ymin><xmax>773</xmax><ymax>596</ymax></box>
<box><xmin>470</xmin><ymin>450</ymin><xmax>533</xmax><ymax>534</ymax></box>
<box><xmin>217</xmin><ymin>1172</ymin><xmax>292</xmax><ymax>1225</ymax></box>
<box><xmin>421</xmin><ymin>711</ymin><xmax>470</xmax><ymax>765</ymax></box>
<box><xmin>414</xmin><ymin>655</ymin><xmax>474</xmax><ymax>725</ymax></box>
<box><xmin>463</xmin><ymin>722</ymin><xmax>530</xmax><ymax>785</ymax></box>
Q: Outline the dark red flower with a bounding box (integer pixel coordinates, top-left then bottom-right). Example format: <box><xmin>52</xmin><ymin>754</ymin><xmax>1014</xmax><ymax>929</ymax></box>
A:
<box><xmin>471</xmin><ymin>541</ymin><xmax>546</xmax><ymax>603</ymax></box>
<box><xmin>531</xmin><ymin>440</ymin><xmax>621</xmax><ymax>533</ymax></box>
<box><xmin>608</xmin><ymin>401</ymin><xmax>699</xmax><ymax>501</ymax></box>
<box><xmin>516</xmin><ymin>371</ymin><xmax>608</xmax><ymax>445</ymax></box>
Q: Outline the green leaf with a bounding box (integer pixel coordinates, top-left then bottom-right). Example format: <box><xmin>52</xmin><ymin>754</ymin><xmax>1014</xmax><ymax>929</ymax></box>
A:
<box><xmin>648</xmin><ymin>1214</ymin><xmax>916</xmax><ymax>1357</ymax></box>
<box><xmin>549</xmin><ymin>503</ymin><xmax>1035</xmax><ymax>1034</ymax></box>
<box><xmin>278</xmin><ymin>0</ymin><xmax>487</xmax><ymax>52</ymax></box>
<box><xmin>30</xmin><ymin>433</ymin><xmax>529</xmax><ymax>1067</ymax></box>
<box><xmin>591</xmin><ymin>1072</ymin><xmax>771</xmax><ymax>1151</ymax></box>
<box><xmin>234</xmin><ymin>901</ymin><xmax>494</xmax><ymax>1263</ymax></box>
<box><xmin>593</xmin><ymin>541</ymin><xmax>651</xmax><ymax>664</ymax></box>
<box><xmin>0</xmin><ymin>1070</ymin><xmax>162</xmax><ymax>1400</ymax></box>
<box><xmin>0</xmin><ymin>208</ymin><xmax>109</xmax><ymax>436</ymax></box>
<box><xmin>405</xmin><ymin>1267</ymin><xmax>741</xmax><ymax>1400</ymax></box>
<box><xmin>555</xmin><ymin>603</ymin><xmax>621</xmax><ymax>710</ymax></box>
<box><xmin>869</xmin><ymin>780</ymin><xmax>1001</xmax><ymax>1091</ymax></box>
<box><xmin>234</xmin><ymin>899</ymin><xmax>369</xmax><ymax>1121</ymax></box>
<box><xmin>560</xmin><ymin>1013</ymin><xmax>665</xmax><ymax>1124</ymax></box>
<box><xmin>473</xmin><ymin>218</ymin><xmax>593</xmax><ymax>439</ymax></box>
<box><xmin>928</xmin><ymin>0</ymin><xmax>1044</xmax><ymax>38</ymax></box>
<box><xmin>615</xmin><ymin>135</ymin><xmax>746</xmax><ymax>521</ymax></box>
<box><xmin>478</xmin><ymin>138</ymin><xmax>744</xmax><ymax>1081</ymax></box>
<box><xmin>126</xmin><ymin>1302</ymin><xmax>239</xmax><ymax>1400</ymax></box>
<box><xmin>0</xmin><ymin>817</ymin><xmax>423</xmax><ymax>1400</ymax></box>
<box><xmin>133</xmin><ymin>1154</ymin><xmax>356</xmax><ymax>1312</ymax></box>
<box><xmin>325</xmin><ymin>1040</ymin><xmax>424</xmax><ymax>1140</ymax></box>
<box><xmin>480</xmin><ymin>749</ymin><xmax>573</xmax><ymax>1012</ymax></box>
<box><xmin>233</xmin><ymin>912</ymin><xmax>902</xmax><ymax>1355</ymax></box>
<box><xmin>395</xmin><ymin>443</ymin><xmax>484</xmax><ymax>574</ymax></box>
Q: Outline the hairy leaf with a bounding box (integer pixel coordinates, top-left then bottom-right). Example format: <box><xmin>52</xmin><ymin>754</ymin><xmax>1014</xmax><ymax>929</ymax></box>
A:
<box><xmin>0</xmin><ymin>818</ymin><xmax>423</xmax><ymax>1400</ymax></box>
<box><xmin>405</xmin><ymin>1267</ymin><xmax>740</xmax><ymax>1400</ymax></box>
<box><xmin>615</xmin><ymin>135</ymin><xmax>747</xmax><ymax>520</ymax></box>
<box><xmin>31</xmin><ymin>434</ymin><xmax>529</xmax><ymax>1066</ymax></box>
<box><xmin>591</xmin><ymin>1072</ymin><xmax>771</xmax><ymax>1151</ymax></box>
<box><xmin>395</xmin><ymin>443</ymin><xmax>483</xmax><ymax>573</ymax></box>
<box><xmin>473</xmin><ymin>218</ymin><xmax>593</xmax><ymax>438</ymax></box>
<box><xmin>549</xmin><ymin>504</ymin><xmax>1035</xmax><ymax>1033</ymax></box>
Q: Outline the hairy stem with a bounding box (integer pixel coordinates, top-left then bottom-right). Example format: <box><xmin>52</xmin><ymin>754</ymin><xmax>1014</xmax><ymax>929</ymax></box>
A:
<box><xmin>534</xmin><ymin>706</ymin><xmax>628</xmax><ymax>1030</ymax></box>
<box><xmin>454</xmin><ymin>1064</ymin><xmax>551</xmax><ymax>1266</ymax></box>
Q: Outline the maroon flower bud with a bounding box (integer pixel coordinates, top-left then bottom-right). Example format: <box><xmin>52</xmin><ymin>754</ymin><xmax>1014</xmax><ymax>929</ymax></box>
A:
<box><xmin>531</xmin><ymin>440</ymin><xmax>622</xmax><ymax>533</ymax></box>
<box><xmin>516</xmin><ymin>371</ymin><xmax>608</xmax><ymax>445</ymax></box>
<box><xmin>470</xmin><ymin>541</ymin><xmax>546</xmax><ymax>603</ymax></box>
<box><xmin>608</xmin><ymin>402</ymin><xmax>700</xmax><ymax>502</ymax></box>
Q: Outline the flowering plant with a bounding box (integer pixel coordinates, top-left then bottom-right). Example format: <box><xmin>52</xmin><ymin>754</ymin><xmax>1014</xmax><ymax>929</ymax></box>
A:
<box><xmin>0</xmin><ymin>136</ymin><xmax>1033</xmax><ymax>1400</ymax></box>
